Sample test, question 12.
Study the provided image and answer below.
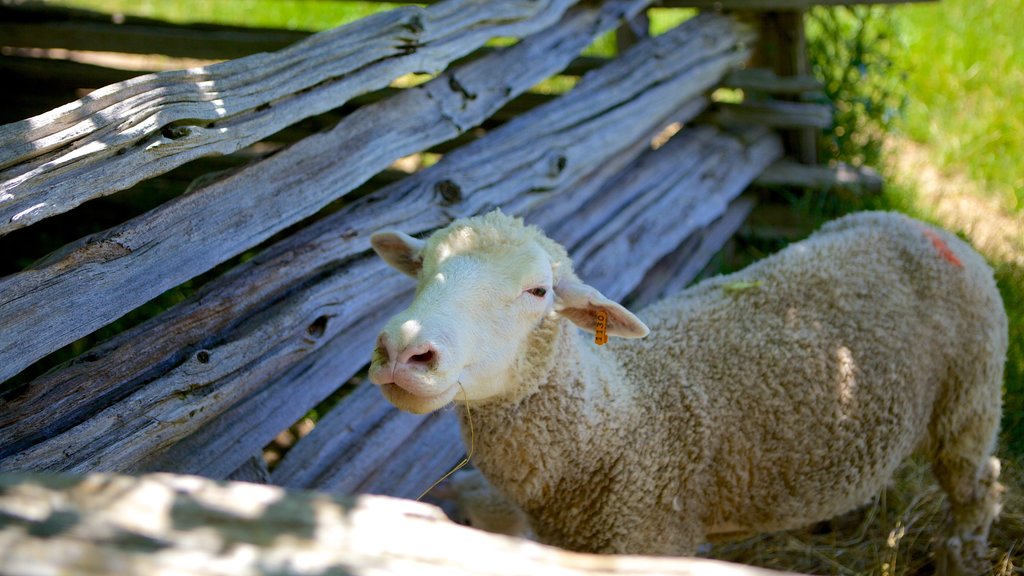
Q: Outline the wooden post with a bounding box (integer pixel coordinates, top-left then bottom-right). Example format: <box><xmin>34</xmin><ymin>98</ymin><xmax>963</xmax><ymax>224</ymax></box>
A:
<box><xmin>742</xmin><ymin>10</ymin><xmax>819</xmax><ymax>165</ymax></box>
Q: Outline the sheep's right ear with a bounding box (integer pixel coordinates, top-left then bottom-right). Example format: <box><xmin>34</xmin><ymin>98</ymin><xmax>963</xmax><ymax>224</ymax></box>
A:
<box><xmin>554</xmin><ymin>278</ymin><xmax>649</xmax><ymax>339</ymax></box>
<box><xmin>370</xmin><ymin>230</ymin><xmax>425</xmax><ymax>277</ymax></box>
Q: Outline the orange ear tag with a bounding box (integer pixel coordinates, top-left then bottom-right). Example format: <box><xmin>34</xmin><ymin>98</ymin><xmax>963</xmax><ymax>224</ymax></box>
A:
<box><xmin>594</xmin><ymin>311</ymin><xmax>608</xmax><ymax>346</ymax></box>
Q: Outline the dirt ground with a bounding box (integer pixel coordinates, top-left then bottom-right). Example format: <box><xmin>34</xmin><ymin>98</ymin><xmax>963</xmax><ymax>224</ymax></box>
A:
<box><xmin>885</xmin><ymin>138</ymin><xmax>1023</xmax><ymax>267</ymax></box>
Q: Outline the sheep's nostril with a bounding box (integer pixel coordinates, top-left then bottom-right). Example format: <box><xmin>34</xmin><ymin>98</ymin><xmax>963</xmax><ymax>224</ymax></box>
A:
<box><xmin>376</xmin><ymin>334</ymin><xmax>391</xmax><ymax>363</ymax></box>
<box><xmin>409</xmin><ymin>350</ymin><xmax>434</xmax><ymax>365</ymax></box>
<box><xmin>396</xmin><ymin>342</ymin><xmax>439</xmax><ymax>368</ymax></box>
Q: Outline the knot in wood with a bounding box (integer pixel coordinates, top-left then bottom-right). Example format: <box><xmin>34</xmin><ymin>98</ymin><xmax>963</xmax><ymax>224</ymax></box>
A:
<box><xmin>161</xmin><ymin>125</ymin><xmax>194</xmax><ymax>140</ymax></box>
<box><xmin>448</xmin><ymin>75</ymin><xmax>476</xmax><ymax>103</ymax></box>
<box><xmin>307</xmin><ymin>316</ymin><xmax>329</xmax><ymax>339</ymax></box>
<box><xmin>196</xmin><ymin>350</ymin><xmax>211</xmax><ymax>364</ymax></box>
<box><xmin>402</xmin><ymin>14</ymin><xmax>424</xmax><ymax>35</ymax></box>
<box><xmin>434</xmin><ymin>180</ymin><xmax>462</xmax><ymax>205</ymax></box>
<box><xmin>548</xmin><ymin>153</ymin><xmax>568</xmax><ymax>178</ymax></box>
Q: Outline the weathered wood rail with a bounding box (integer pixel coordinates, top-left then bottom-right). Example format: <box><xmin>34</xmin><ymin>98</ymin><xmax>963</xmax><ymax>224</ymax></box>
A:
<box><xmin>1</xmin><ymin>0</ymin><xmax>598</xmax><ymax>232</ymax></box>
<box><xmin>0</xmin><ymin>0</ymin><xmax>926</xmax><ymax>572</ymax></box>
<box><xmin>0</xmin><ymin>6</ymin><xmax>759</xmax><ymax>472</ymax></box>
<box><xmin>0</xmin><ymin>0</ymin><xmax>652</xmax><ymax>384</ymax></box>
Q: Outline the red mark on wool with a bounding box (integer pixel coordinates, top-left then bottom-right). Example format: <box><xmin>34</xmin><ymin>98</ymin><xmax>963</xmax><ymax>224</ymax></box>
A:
<box><xmin>922</xmin><ymin>228</ymin><xmax>963</xmax><ymax>267</ymax></box>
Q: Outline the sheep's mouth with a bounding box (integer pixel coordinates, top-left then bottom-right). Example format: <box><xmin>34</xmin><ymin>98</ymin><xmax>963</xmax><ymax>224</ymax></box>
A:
<box><xmin>379</xmin><ymin>382</ymin><xmax>459</xmax><ymax>414</ymax></box>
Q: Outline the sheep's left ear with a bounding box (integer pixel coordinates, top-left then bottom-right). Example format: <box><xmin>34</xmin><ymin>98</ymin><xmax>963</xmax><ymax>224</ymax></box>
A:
<box><xmin>553</xmin><ymin>278</ymin><xmax>649</xmax><ymax>339</ymax></box>
<box><xmin>370</xmin><ymin>230</ymin><xmax>425</xmax><ymax>277</ymax></box>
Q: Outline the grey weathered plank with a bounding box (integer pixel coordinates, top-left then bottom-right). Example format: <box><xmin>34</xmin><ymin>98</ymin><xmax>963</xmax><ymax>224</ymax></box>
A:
<box><xmin>0</xmin><ymin>0</ymin><xmax>581</xmax><ymax>233</ymax></box>
<box><xmin>705</xmin><ymin>100</ymin><xmax>833</xmax><ymax>129</ymax></box>
<box><xmin>271</xmin><ymin>381</ymin><xmax>465</xmax><ymax>501</ymax></box>
<box><xmin>226</xmin><ymin>455</ymin><xmax>273</xmax><ymax>484</ymax></box>
<box><xmin>413</xmin><ymin>14</ymin><xmax>753</xmax><ymax>226</ymax></box>
<box><xmin>0</xmin><ymin>256</ymin><xmax>407</xmax><ymax>473</ymax></box>
<box><xmin>626</xmin><ymin>196</ymin><xmax>758</xmax><ymax>309</ymax></box>
<box><xmin>572</xmin><ymin>126</ymin><xmax>782</xmax><ymax>300</ymax></box>
<box><xmin>755</xmin><ymin>159</ymin><xmax>884</xmax><ymax>195</ymax></box>
<box><xmin>349</xmin><ymin>412</ymin><xmax>466</xmax><ymax>500</ymax></box>
<box><xmin>141</xmin><ymin>294</ymin><xmax>413</xmax><ymax>479</ymax></box>
<box><xmin>0</xmin><ymin>3</ymin><xmax>608</xmax><ymax>75</ymax></box>
<box><xmin>0</xmin><ymin>0</ymin><xmax>655</xmax><ymax>386</ymax></box>
<box><xmin>270</xmin><ymin>382</ymin><xmax>430</xmax><ymax>491</ymax></box>
<box><xmin>0</xmin><ymin>472</ymin><xmax>809</xmax><ymax>576</ymax></box>
<box><xmin>722</xmin><ymin>68</ymin><xmax>823</xmax><ymax>95</ymax></box>
<box><xmin>532</xmin><ymin>120</ymin><xmax>721</xmax><ymax>255</ymax></box>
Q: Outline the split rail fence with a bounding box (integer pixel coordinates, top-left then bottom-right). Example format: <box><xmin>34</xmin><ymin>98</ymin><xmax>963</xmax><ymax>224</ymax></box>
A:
<box><xmin>0</xmin><ymin>0</ymin><xmax>929</xmax><ymax>573</ymax></box>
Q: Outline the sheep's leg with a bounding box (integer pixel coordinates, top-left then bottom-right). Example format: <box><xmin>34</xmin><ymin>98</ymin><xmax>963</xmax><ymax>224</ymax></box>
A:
<box><xmin>930</xmin><ymin>407</ymin><xmax>1002</xmax><ymax>575</ymax></box>
<box><xmin>933</xmin><ymin>455</ymin><xmax>1002</xmax><ymax>576</ymax></box>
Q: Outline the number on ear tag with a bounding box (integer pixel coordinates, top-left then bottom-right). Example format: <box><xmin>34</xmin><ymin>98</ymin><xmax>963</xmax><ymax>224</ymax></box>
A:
<box><xmin>595</xmin><ymin>311</ymin><xmax>608</xmax><ymax>346</ymax></box>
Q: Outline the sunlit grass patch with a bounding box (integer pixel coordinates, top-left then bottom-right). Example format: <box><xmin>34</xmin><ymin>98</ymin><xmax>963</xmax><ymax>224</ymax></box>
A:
<box><xmin>892</xmin><ymin>0</ymin><xmax>1024</xmax><ymax>210</ymax></box>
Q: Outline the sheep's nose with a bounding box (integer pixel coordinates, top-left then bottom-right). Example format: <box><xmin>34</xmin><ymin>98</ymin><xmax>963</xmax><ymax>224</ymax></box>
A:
<box><xmin>375</xmin><ymin>333</ymin><xmax>439</xmax><ymax>370</ymax></box>
<box><xmin>375</xmin><ymin>333</ymin><xmax>395</xmax><ymax>364</ymax></box>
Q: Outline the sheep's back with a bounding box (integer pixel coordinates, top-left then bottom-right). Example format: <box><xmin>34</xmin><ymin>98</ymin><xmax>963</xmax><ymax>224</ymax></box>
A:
<box><xmin>617</xmin><ymin>210</ymin><xmax>1003</xmax><ymax>533</ymax></box>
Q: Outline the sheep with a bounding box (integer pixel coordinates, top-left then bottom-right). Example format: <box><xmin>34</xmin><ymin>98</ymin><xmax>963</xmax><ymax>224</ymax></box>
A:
<box><xmin>368</xmin><ymin>209</ymin><xmax>1006</xmax><ymax>575</ymax></box>
<box><xmin>434</xmin><ymin>468</ymin><xmax>533</xmax><ymax>538</ymax></box>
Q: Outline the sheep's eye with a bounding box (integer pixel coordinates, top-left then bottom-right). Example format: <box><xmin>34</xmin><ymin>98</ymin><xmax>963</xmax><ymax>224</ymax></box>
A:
<box><xmin>526</xmin><ymin>287</ymin><xmax>547</xmax><ymax>298</ymax></box>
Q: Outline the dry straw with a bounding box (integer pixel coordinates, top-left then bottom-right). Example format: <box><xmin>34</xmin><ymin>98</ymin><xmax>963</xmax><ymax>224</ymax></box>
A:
<box><xmin>705</xmin><ymin>457</ymin><xmax>1024</xmax><ymax>575</ymax></box>
<box><xmin>417</xmin><ymin>382</ymin><xmax>475</xmax><ymax>502</ymax></box>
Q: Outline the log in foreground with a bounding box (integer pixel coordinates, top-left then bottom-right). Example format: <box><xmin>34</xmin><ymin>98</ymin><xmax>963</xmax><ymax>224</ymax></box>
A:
<box><xmin>0</xmin><ymin>472</ymin><xmax>808</xmax><ymax>576</ymax></box>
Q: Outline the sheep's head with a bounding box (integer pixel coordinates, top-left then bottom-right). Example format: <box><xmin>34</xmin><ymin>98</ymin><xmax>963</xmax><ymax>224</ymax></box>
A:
<box><xmin>368</xmin><ymin>210</ymin><xmax>648</xmax><ymax>414</ymax></box>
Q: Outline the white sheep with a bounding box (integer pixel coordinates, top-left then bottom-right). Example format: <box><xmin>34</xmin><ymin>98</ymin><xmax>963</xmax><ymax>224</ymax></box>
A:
<box><xmin>368</xmin><ymin>209</ymin><xmax>1006</xmax><ymax>575</ymax></box>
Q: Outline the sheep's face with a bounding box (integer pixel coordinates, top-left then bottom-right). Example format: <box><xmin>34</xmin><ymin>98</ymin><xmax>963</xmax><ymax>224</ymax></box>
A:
<box><xmin>368</xmin><ymin>211</ymin><xmax>648</xmax><ymax>414</ymax></box>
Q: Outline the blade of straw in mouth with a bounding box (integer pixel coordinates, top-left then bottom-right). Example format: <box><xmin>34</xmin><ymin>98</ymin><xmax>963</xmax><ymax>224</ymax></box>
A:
<box><xmin>417</xmin><ymin>382</ymin><xmax>475</xmax><ymax>501</ymax></box>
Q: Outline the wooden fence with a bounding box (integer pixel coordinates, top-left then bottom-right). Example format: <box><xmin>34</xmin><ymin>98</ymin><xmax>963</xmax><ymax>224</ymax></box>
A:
<box><xmin>0</xmin><ymin>0</ymin><xmax>927</xmax><ymax>572</ymax></box>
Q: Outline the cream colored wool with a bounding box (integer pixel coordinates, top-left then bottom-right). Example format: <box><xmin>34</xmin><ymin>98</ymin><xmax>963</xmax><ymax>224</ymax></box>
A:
<box><xmin>439</xmin><ymin>468</ymin><xmax>533</xmax><ymax>538</ymax></box>
<box><xmin>369</xmin><ymin>210</ymin><xmax>1006</xmax><ymax>575</ymax></box>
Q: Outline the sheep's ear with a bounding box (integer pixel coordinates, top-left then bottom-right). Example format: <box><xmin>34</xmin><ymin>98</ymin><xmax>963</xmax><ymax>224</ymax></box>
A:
<box><xmin>553</xmin><ymin>278</ymin><xmax>649</xmax><ymax>339</ymax></box>
<box><xmin>370</xmin><ymin>230</ymin><xmax>425</xmax><ymax>277</ymax></box>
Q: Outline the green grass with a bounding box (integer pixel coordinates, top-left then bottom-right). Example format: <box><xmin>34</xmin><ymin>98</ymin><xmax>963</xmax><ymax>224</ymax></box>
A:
<box><xmin>42</xmin><ymin>0</ymin><xmax>404</xmax><ymax>31</ymax></box>
<box><xmin>891</xmin><ymin>0</ymin><xmax>1024</xmax><ymax>211</ymax></box>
